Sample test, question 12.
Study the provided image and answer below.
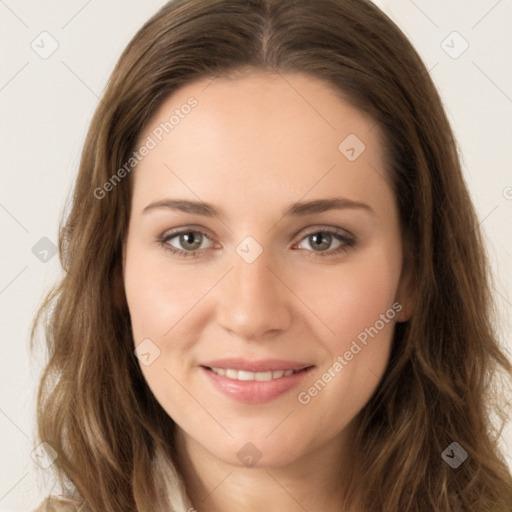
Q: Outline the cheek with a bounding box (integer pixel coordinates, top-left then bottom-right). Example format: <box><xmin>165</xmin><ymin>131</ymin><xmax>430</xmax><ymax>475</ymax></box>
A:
<box><xmin>124</xmin><ymin>243</ymin><xmax>210</xmax><ymax>344</ymax></box>
<box><xmin>304</xmin><ymin>246</ymin><xmax>401</xmax><ymax>349</ymax></box>
<box><xmin>123</xmin><ymin>246</ymin><xmax>203</xmax><ymax>418</ymax></box>
<box><xmin>296</xmin><ymin>247</ymin><xmax>401</xmax><ymax>422</ymax></box>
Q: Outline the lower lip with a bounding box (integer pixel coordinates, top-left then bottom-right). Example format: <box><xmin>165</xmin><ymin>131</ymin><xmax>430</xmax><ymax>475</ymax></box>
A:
<box><xmin>201</xmin><ymin>366</ymin><xmax>314</xmax><ymax>404</ymax></box>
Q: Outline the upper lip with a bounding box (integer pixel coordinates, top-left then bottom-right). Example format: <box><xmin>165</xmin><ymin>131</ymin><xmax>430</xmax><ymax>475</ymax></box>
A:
<box><xmin>201</xmin><ymin>358</ymin><xmax>314</xmax><ymax>372</ymax></box>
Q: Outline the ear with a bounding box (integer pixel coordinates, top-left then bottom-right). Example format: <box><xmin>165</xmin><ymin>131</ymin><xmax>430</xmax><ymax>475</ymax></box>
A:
<box><xmin>394</xmin><ymin>256</ymin><xmax>416</xmax><ymax>323</ymax></box>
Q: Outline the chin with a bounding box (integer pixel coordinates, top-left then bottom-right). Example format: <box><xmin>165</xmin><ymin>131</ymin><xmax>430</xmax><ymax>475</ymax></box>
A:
<box><xmin>199</xmin><ymin>431</ymin><xmax>314</xmax><ymax>469</ymax></box>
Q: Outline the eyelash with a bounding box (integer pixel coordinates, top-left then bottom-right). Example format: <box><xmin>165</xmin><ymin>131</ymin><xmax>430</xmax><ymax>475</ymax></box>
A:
<box><xmin>157</xmin><ymin>226</ymin><xmax>356</xmax><ymax>259</ymax></box>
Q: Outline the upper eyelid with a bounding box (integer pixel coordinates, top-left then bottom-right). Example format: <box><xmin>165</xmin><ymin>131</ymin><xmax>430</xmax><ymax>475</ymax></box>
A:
<box><xmin>293</xmin><ymin>225</ymin><xmax>354</xmax><ymax>240</ymax></box>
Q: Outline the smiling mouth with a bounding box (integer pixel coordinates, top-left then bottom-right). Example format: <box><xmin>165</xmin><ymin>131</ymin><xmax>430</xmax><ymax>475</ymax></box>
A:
<box><xmin>203</xmin><ymin>366</ymin><xmax>313</xmax><ymax>382</ymax></box>
<box><xmin>200</xmin><ymin>362</ymin><xmax>315</xmax><ymax>403</ymax></box>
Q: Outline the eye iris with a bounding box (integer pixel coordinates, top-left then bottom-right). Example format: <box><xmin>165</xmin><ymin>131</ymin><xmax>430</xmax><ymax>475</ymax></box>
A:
<box><xmin>310</xmin><ymin>232</ymin><xmax>331</xmax><ymax>251</ymax></box>
<box><xmin>180</xmin><ymin>231</ymin><xmax>202</xmax><ymax>250</ymax></box>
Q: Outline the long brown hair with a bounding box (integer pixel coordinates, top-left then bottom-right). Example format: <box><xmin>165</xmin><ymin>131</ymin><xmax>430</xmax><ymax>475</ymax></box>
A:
<box><xmin>31</xmin><ymin>0</ymin><xmax>512</xmax><ymax>510</ymax></box>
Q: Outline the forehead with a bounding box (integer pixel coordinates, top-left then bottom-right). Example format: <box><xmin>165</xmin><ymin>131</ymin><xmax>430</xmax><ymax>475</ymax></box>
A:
<box><xmin>131</xmin><ymin>71</ymin><xmax>392</xmax><ymax>217</ymax></box>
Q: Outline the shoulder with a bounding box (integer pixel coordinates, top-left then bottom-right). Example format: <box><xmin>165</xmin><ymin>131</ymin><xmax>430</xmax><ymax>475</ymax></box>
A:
<box><xmin>33</xmin><ymin>496</ymin><xmax>85</xmax><ymax>512</ymax></box>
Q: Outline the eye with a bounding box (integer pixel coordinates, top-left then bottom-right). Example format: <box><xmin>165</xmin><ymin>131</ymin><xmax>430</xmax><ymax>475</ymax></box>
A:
<box><xmin>158</xmin><ymin>229</ymin><xmax>215</xmax><ymax>258</ymax></box>
<box><xmin>294</xmin><ymin>227</ymin><xmax>356</xmax><ymax>257</ymax></box>
<box><xmin>157</xmin><ymin>226</ymin><xmax>356</xmax><ymax>259</ymax></box>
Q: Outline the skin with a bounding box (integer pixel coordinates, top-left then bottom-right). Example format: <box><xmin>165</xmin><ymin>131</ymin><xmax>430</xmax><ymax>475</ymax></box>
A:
<box><xmin>123</xmin><ymin>70</ymin><xmax>414</xmax><ymax>512</ymax></box>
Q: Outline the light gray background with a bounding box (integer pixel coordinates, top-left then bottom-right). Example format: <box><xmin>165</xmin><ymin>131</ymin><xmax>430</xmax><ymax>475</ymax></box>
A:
<box><xmin>1</xmin><ymin>1</ymin><xmax>511</xmax><ymax>510</ymax></box>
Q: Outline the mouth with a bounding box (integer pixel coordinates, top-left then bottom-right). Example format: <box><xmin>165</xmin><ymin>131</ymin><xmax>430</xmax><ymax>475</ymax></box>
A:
<box><xmin>200</xmin><ymin>359</ymin><xmax>315</xmax><ymax>404</ymax></box>
<box><xmin>205</xmin><ymin>366</ymin><xmax>309</xmax><ymax>381</ymax></box>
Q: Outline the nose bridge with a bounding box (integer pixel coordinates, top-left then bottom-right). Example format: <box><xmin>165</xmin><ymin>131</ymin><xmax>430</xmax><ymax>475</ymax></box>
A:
<box><xmin>232</xmin><ymin>248</ymin><xmax>276</xmax><ymax>299</ymax></box>
<box><xmin>215</xmin><ymin>244</ymin><xmax>292</xmax><ymax>339</ymax></box>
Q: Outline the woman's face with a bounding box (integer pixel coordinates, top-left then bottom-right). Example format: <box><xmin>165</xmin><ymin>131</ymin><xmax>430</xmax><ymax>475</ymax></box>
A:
<box><xmin>123</xmin><ymin>71</ymin><xmax>412</xmax><ymax>468</ymax></box>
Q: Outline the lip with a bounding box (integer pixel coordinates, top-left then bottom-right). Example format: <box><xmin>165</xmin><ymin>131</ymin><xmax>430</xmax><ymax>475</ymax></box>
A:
<box><xmin>200</xmin><ymin>358</ymin><xmax>315</xmax><ymax>404</ymax></box>
<box><xmin>201</xmin><ymin>358</ymin><xmax>313</xmax><ymax>372</ymax></box>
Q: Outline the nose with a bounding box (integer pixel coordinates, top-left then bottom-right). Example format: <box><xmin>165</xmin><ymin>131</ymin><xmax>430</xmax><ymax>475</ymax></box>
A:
<box><xmin>215</xmin><ymin>248</ymin><xmax>293</xmax><ymax>341</ymax></box>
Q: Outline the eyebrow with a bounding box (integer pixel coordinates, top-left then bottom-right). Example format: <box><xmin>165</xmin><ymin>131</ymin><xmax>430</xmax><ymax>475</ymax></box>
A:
<box><xmin>142</xmin><ymin>197</ymin><xmax>374</xmax><ymax>218</ymax></box>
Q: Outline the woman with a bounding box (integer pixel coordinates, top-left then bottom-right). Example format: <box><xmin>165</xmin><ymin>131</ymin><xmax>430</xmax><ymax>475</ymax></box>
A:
<box><xmin>31</xmin><ymin>0</ymin><xmax>512</xmax><ymax>510</ymax></box>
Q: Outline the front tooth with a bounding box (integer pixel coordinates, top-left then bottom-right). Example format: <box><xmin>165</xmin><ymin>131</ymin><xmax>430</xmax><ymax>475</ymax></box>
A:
<box><xmin>237</xmin><ymin>370</ymin><xmax>255</xmax><ymax>381</ymax></box>
<box><xmin>212</xmin><ymin>367</ymin><xmax>298</xmax><ymax>380</ymax></box>
<box><xmin>255</xmin><ymin>371</ymin><xmax>273</xmax><ymax>381</ymax></box>
<box><xmin>226</xmin><ymin>368</ymin><xmax>238</xmax><ymax>379</ymax></box>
